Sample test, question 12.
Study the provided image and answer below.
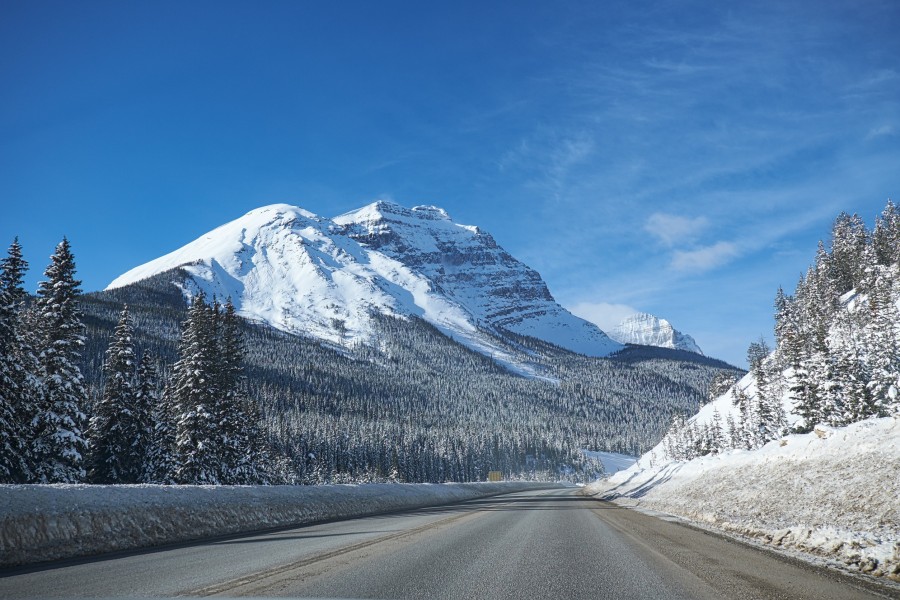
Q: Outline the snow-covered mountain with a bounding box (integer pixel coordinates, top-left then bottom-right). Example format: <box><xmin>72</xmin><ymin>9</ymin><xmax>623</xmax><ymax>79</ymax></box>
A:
<box><xmin>108</xmin><ymin>202</ymin><xmax>621</xmax><ymax>360</ymax></box>
<box><xmin>608</xmin><ymin>312</ymin><xmax>703</xmax><ymax>354</ymax></box>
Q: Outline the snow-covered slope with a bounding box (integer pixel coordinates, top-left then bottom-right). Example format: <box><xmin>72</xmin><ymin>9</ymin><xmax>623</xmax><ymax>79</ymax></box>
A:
<box><xmin>590</xmin><ymin>217</ymin><xmax>900</xmax><ymax>583</ymax></box>
<box><xmin>334</xmin><ymin>201</ymin><xmax>620</xmax><ymax>356</ymax></box>
<box><xmin>588</xmin><ymin>417</ymin><xmax>900</xmax><ymax>581</ymax></box>
<box><xmin>108</xmin><ymin>202</ymin><xmax>621</xmax><ymax>360</ymax></box>
<box><xmin>608</xmin><ymin>312</ymin><xmax>703</xmax><ymax>354</ymax></box>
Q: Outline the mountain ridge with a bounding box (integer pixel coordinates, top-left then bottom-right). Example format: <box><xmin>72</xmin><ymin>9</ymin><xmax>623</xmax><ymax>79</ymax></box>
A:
<box><xmin>108</xmin><ymin>202</ymin><xmax>622</xmax><ymax>364</ymax></box>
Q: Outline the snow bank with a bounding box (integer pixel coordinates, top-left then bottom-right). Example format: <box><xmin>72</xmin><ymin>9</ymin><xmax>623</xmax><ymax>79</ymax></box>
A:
<box><xmin>587</xmin><ymin>416</ymin><xmax>900</xmax><ymax>581</ymax></box>
<box><xmin>0</xmin><ymin>481</ymin><xmax>558</xmax><ymax>568</ymax></box>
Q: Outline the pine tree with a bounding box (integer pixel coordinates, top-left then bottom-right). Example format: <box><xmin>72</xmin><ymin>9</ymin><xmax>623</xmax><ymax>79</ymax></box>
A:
<box><xmin>863</xmin><ymin>267</ymin><xmax>900</xmax><ymax>416</ymax></box>
<box><xmin>731</xmin><ymin>384</ymin><xmax>759</xmax><ymax>449</ymax></box>
<box><xmin>872</xmin><ymin>200</ymin><xmax>900</xmax><ymax>267</ymax></box>
<box><xmin>172</xmin><ymin>294</ymin><xmax>220</xmax><ymax>484</ymax></box>
<box><xmin>0</xmin><ymin>238</ymin><xmax>34</xmax><ymax>482</ymax></box>
<box><xmin>217</xmin><ymin>298</ymin><xmax>242</xmax><ymax>483</ymax></box>
<box><xmin>147</xmin><ymin>386</ymin><xmax>178</xmax><ymax>484</ymax></box>
<box><xmin>708</xmin><ymin>409</ymin><xmax>724</xmax><ymax>454</ymax></box>
<box><xmin>133</xmin><ymin>350</ymin><xmax>159</xmax><ymax>483</ymax></box>
<box><xmin>829</xmin><ymin>212</ymin><xmax>869</xmax><ymax>294</ymax></box>
<box><xmin>32</xmin><ymin>238</ymin><xmax>87</xmax><ymax>483</ymax></box>
<box><xmin>217</xmin><ymin>298</ymin><xmax>267</xmax><ymax>484</ymax></box>
<box><xmin>725</xmin><ymin>412</ymin><xmax>740</xmax><ymax>450</ymax></box>
<box><xmin>87</xmin><ymin>305</ymin><xmax>137</xmax><ymax>483</ymax></box>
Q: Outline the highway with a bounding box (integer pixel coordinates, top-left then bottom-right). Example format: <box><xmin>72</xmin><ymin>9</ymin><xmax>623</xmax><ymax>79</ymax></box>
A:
<box><xmin>1</xmin><ymin>488</ymin><xmax>897</xmax><ymax>599</ymax></box>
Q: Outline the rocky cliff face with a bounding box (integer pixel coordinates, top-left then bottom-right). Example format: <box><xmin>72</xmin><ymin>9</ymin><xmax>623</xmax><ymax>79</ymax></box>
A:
<box><xmin>333</xmin><ymin>202</ymin><xmax>616</xmax><ymax>354</ymax></box>
<box><xmin>109</xmin><ymin>202</ymin><xmax>621</xmax><ymax>360</ymax></box>
<box><xmin>608</xmin><ymin>312</ymin><xmax>703</xmax><ymax>354</ymax></box>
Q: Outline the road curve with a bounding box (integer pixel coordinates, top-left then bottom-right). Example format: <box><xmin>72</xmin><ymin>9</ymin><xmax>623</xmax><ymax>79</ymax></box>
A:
<box><xmin>1</xmin><ymin>488</ymin><xmax>897</xmax><ymax>599</ymax></box>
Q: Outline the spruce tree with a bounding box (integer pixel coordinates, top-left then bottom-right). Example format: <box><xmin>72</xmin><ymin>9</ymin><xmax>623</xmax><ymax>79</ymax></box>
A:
<box><xmin>32</xmin><ymin>238</ymin><xmax>87</xmax><ymax>483</ymax></box>
<box><xmin>828</xmin><ymin>212</ymin><xmax>869</xmax><ymax>294</ymax></box>
<box><xmin>172</xmin><ymin>294</ymin><xmax>220</xmax><ymax>484</ymax></box>
<box><xmin>872</xmin><ymin>200</ymin><xmax>900</xmax><ymax>266</ymax></box>
<box><xmin>863</xmin><ymin>268</ymin><xmax>900</xmax><ymax>416</ymax></box>
<box><xmin>217</xmin><ymin>298</ymin><xmax>242</xmax><ymax>483</ymax></box>
<box><xmin>216</xmin><ymin>298</ymin><xmax>268</xmax><ymax>484</ymax></box>
<box><xmin>87</xmin><ymin>305</ymin><xmax>137</xmax><ymax>483</ymax></box>
<box><xmin>147</xmin><ymin>386</ymin><xmax>178</xmax><ymax>484</ymax></box>
<box><xmin>0</xmin><ymin>238</ymin><xmax>33</xmax><ymax>482</ymax></box>
<box><xmin>133</xmin><ymin>350</ymin><xmax>159</xmax><ymax>482</ymax></box>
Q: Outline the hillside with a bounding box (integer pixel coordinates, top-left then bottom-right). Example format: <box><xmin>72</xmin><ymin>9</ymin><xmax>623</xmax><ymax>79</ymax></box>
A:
<box><xmin>588</xmin><ymin>201</ymin><xmax>900</xmax><ymax>582</ymax></box>
<box><xmin>81</xmin><ymin>268</ymin><xmax>741</xmax><ymax>483</ymax></box>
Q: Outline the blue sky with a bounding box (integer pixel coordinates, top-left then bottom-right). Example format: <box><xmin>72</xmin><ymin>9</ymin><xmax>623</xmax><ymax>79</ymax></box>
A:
<box><xmin>1</xmin><ymin>1</ymin><xmax>898</xmax><ymax>367</ymax></box>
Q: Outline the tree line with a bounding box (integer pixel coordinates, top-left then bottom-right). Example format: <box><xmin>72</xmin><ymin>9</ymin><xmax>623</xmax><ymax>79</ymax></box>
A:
<box><xmin>0</xmin><ymin>238</ymin><xmax>268</xmax><ymax>484</ymax></box>
<box><xmin>3</xmin><ymin>235</ymin><xmax>740</xmax><ymax>485</ymax></box>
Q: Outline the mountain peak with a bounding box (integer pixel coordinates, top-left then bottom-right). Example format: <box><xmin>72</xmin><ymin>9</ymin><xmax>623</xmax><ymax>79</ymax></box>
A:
<box><xmin>609</xmin><ymin>312</ymin><xmax>703</xmax><ymax>355</ymax></box>
<box><xmin>410</xmin><ymin>205</ymin><xmax>451</xmax><ymax>221</ymax></box>
<box><xmin>108</xmin><ymin>201</ymin><xmax>622</xmax><ymax>363</ymax></box>
<box><xmin>336</xmin><ymin>200</ymin><xmax>455</xmax><ymax>226</ymax></box>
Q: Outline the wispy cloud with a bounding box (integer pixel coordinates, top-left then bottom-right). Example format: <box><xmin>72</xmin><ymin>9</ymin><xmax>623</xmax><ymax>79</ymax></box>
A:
<box><xmin>644</xmin><ymin>213</ymin><xmax>709</xmax><ymax>246</ymax></box>
<box><xmin>866</xmin><ymin>124</ymin><xmax>896</xmax><ymax>140</ymax></box>
<box><xmin>498</xmin><ymin>129</ymin><xmax>595</xmax><ymax>203</ymax></box>
<box><xmin>671</xmin><ymin>241</ymin><xmax>740</xmax><ymax>273</ymax></box>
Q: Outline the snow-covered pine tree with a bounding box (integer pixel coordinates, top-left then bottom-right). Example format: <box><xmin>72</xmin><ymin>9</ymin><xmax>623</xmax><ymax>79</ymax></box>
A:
<box><xmin>725</xmin><ymin>412</ymin><xmax>740</xmax><ymax>450</ymax></box>
<box><xmin>133</xmin><ymin>349</ymin><xmax>159</xmax><ymax>483</ymax></box>
<box><xmin>708</xmin><ymin>408</ymin><xmax>725</xmax><ymax>454</ymax></box>
<box><xmin>216</xmin><ymin>298</ymin><xmax>267</xmax><ymax>484</ymax></box>
<box><xmin>731</xmin><ymin>384</ymin><xmax>755</xmax><ymax>449</ymax></box>
<box><xmin>87</xmin><ymin>305</ymin><xmax>137</xmax><ymax>483</ymax></box>
<box><xmin>0</xmin><ymin>238</ymin><xmax>34</xmax><ymax>482</ymax></box>
<box><xmin>872</xmin><ymin>200</ymin><xmax>900</xmax><ymax>267</ymax></box>
<box><xmin>828</xmin><ymin>212</ymin><xmax>869</xmax><ymax>295</ymax></box>
<box><xmin>829</xmin><ymin>306</ymin><xmax>875</xmax><ymax>425</ymax></box>
<box><xmin>862</xmin><ymin>265</ymin><xmax>900</xmax><ymax>416</ymax></box>
<box><xmin>147</xmin><ymin>386</ymin><xmax>178</xmax><ymax>484</ymax></box>
<box><xmin>32</xmin><ymin>238</ymin><xmax>88</xmax><ymax>483</ymax></box>
<box><xmin>172</xmin><ymin>293</ymin><xmax>220</xmax><ymax>484</ymax></box>
<box><xmin>216</xmin><ymin>298</ymin><xmax>242</xmax><ymax>484</ymax></box>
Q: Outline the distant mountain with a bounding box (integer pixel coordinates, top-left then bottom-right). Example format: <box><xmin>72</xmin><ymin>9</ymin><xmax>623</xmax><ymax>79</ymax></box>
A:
<box><xmin>108</xmin><ymin>202</ymin><xmax>621</xmax><ymax>363</ymax></box>
<box><xmin>87</xmin><ymin>200</ymin><xmax>743</xmax><ymax>483</ymax></box>
<box><xmin>608</xmin><ymin>312</ymin><xmax>703</xmax><ymax>355</ymax></box>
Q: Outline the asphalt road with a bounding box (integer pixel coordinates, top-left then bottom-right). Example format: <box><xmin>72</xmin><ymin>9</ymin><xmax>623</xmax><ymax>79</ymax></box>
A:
<box><xmin>1</xmin><ymin>488</ymin><xmax>897</xmax><ymax>599</ymax></box>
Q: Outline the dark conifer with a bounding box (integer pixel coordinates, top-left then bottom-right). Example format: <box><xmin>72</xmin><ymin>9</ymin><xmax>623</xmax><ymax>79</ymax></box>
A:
<box><xmin>133</xmin><ymin>350</ymin><xmax>159</xmax><ymax>482</ymax></box>
<box><xmin>32</xmin><ymin>238</ymin><xmax>87</xmax><ymax>483</ymax></box>
<box><xmin>87</xmin><ymin>305</ymin><xmax>137</xmax><ymax>483</ymax></box>
<box><xmin>172</xmin><ymin>294</ymin><xmax>220</xmax><ymax>484</ymax></box>
<box><xmin>872</xmin><ymin>200</ymin><xmax>900</xmax><ymax>266</ymax></box>
<box><xmin>0</xmin><ymin>238</ymin><xmax>33</xmax><ymax>482</ymax></box>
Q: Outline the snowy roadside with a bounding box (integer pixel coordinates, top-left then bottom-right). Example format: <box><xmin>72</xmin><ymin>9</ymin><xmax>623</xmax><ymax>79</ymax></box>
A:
<box><xmin>586</xmin><ymin>416</ymin><xmax>900</xmax><ymax>582</ymax></box>
<box><xmin>0</xmin><ymin>481</ymin><xmax>560</xmax><ymax>568</ymax></box>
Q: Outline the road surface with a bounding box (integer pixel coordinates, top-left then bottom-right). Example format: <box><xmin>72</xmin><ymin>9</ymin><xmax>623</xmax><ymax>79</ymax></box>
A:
<box><xmin>1</xmin><ymin>488</ymin><xmax>897</xmax><ymax>599</ymax></box>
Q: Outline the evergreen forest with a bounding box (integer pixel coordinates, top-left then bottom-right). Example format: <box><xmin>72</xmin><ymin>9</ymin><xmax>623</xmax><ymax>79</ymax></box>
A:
<box><xmin>658</xmin><ymin>201</ymin><xmax>900</xmax><ymax>462</ymax></box>
<box><xmin>1</xmin><ymin>236</ymin><xmax>741</xmax><ymax>485</ymax></box>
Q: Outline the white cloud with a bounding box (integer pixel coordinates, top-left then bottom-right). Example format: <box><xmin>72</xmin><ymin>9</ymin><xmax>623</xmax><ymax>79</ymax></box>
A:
<box><xmin>671</xmin><ymin>241</ymin><xmax>740</xmax><ymax>273</ymax></box>
<box><xmin>644</xmin><ymin>213</ymin><xmax>710</xmax><ymax>247</ymax></box>
<box><xmin>866</xmin><ymin>124</ymin><xmax>895</xmax><ymax>140</ymax></box>
<box><xmin>567</xmin><ymin>301</ymin><xmax>639</xmax><ymax>332</ymax></box>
